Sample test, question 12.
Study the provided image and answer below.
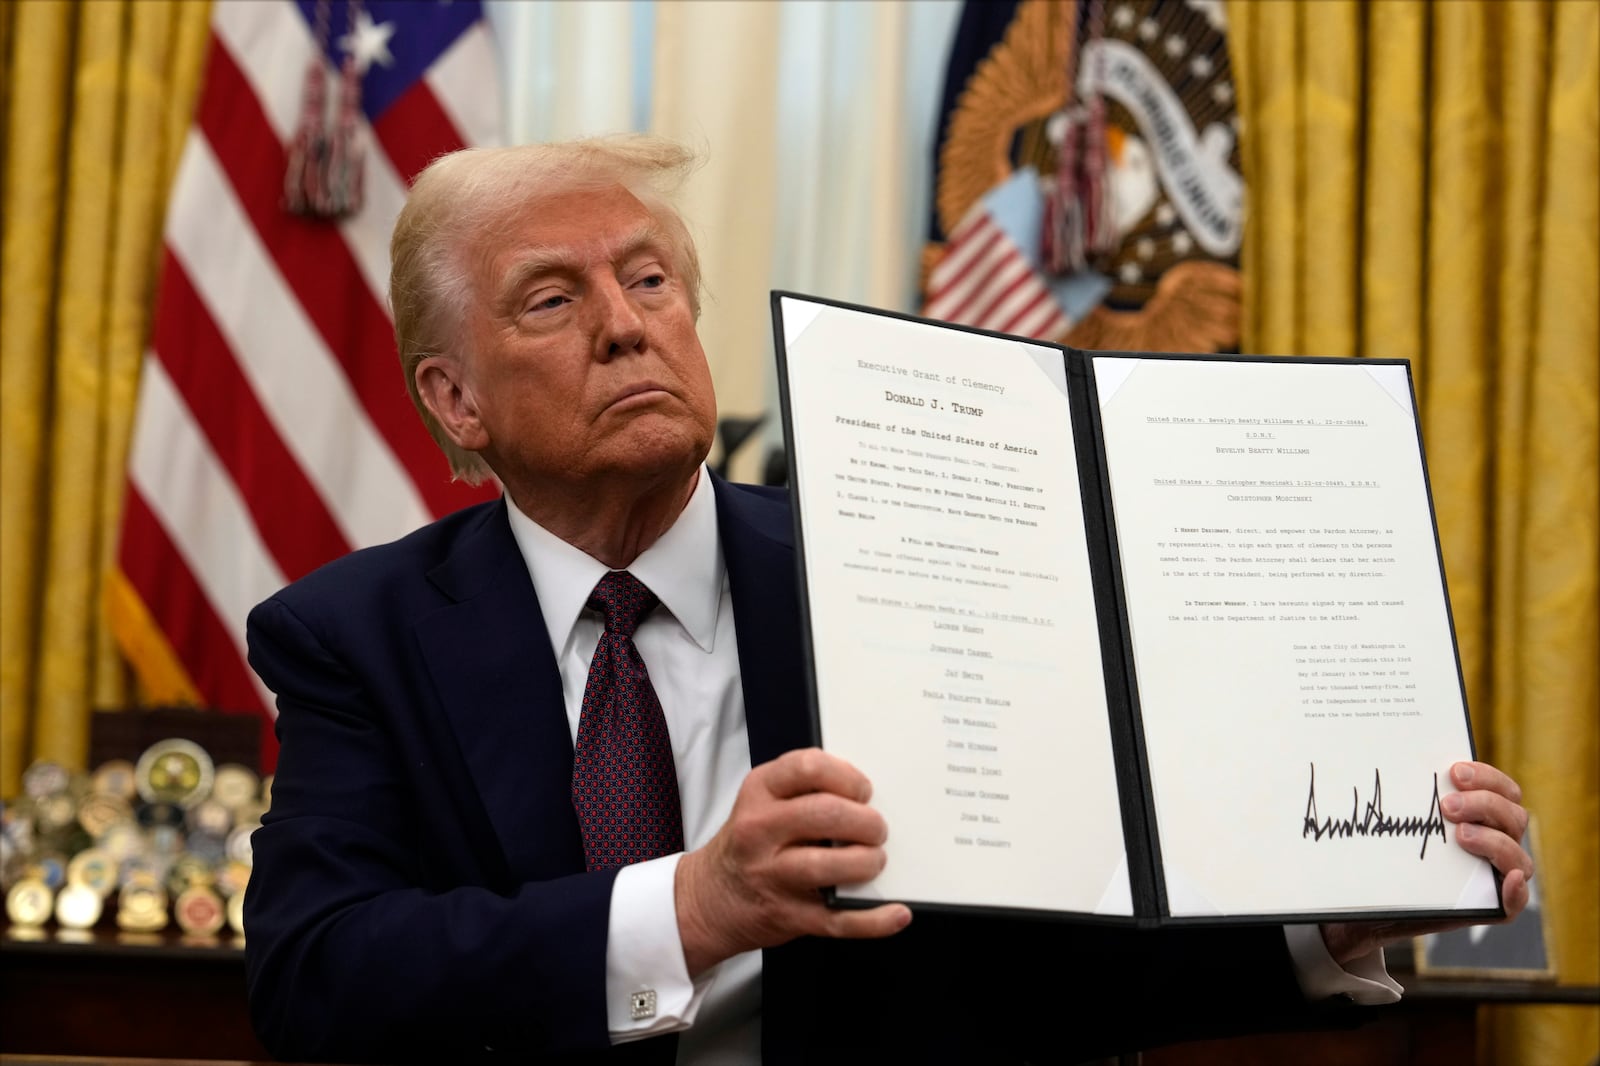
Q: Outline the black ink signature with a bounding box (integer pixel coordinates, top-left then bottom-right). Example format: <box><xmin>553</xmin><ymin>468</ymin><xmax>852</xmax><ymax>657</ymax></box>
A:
<box><xmin>1301</xmin><ymin>763</ymin><xmax>1448</xmax><ymax>859</ymax></box>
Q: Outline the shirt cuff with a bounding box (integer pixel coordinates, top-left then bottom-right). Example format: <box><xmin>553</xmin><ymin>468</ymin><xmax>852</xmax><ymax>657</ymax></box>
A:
<box><xmin>606</xmin><ymin>853</ymin><xmax>714</xmax><ymax>1042</ymax></box>
<box><xmin>1283</xmin><ymin>924</ymin><xmax>1403</xmax><ymax>1005</ymax></box>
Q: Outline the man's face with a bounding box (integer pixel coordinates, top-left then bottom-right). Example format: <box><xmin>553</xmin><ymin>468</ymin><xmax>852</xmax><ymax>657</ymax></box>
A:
<box><xmin>448</xmin><ymin>183</ymin><xmax>717</xmax><ymax>498</ymax></box>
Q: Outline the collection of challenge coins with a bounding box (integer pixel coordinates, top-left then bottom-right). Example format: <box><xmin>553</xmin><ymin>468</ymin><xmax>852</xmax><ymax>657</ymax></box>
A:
<box><xmin>0</xmin><ymin>739</ymin><xmax>268</xmax><ymax>941</ymax></box>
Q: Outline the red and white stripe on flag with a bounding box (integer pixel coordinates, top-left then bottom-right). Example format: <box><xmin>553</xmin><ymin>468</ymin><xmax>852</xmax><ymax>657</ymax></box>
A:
<box><xmin>922</xmin><ymin>207</ymin><xmax>1071</xmax><ymax>341</ymax></box>
<box><xmin>111</xmin><ymin>1</ymin><xmax>503</xmax><ymax>769</ymax></box>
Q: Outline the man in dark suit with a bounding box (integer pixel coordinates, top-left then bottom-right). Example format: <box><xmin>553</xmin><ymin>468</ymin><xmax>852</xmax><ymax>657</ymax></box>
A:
<box><xmin>243</xmin><ymin>136</ymin><xmax>1535</xmax><ymax>1064</ymax></box>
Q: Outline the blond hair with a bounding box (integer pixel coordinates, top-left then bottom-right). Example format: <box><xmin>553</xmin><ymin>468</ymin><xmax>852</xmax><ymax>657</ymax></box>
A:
<box><xmin>389</xmin><ymin>135</ymin><xmax>703</xmax><ymax>484</ymax></box>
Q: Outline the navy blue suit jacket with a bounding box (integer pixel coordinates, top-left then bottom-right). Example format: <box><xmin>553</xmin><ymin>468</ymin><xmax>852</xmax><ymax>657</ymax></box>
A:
<box><xmin>245</xmin><ymin>478</ymin><xmax>1330</xmax><ymax>1064</ymax></box>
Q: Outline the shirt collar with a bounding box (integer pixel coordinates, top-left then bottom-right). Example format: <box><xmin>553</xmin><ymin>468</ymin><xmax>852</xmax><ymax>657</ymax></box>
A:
<box><xmin>505</xmin><ymin>467</ymin><xmax>722</xmax><ymax>657</ymax></box>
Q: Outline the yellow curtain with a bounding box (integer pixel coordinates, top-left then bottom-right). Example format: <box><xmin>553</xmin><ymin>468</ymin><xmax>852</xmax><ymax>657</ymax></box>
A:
<box><xmin>0</xmin><ymin>0</ymin><xmax>212</xmax><ymax>796</ymax></box>
<box><xmin>1231</xmin><ymin>1</ymin><xmax>1599</xmax><ymax>1061</ymax></box>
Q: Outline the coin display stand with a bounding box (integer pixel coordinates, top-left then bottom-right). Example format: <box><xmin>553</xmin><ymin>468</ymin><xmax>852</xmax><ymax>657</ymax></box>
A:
<box><xmin>3</xmin><ymin>741</ymin><xmax>264</xmax><ymax>943</ymax></box>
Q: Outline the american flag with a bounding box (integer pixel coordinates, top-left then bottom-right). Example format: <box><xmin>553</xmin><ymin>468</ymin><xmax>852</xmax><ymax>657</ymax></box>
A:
<box><xmin>922</xmin><ymin>205</ymin><xmax>1072</xmax><ymax>340</ymax></box>
<box><xmin>110</xmin><ymin>1</ymin><xmax>502</xmax><ymax>768</ymax></box>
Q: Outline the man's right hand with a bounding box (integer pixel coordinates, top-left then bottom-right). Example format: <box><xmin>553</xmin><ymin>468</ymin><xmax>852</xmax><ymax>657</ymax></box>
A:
<box><xmin>674</xmin><ymin>748</ymin><xmax>913</xmax><ymax>976</ymax></box>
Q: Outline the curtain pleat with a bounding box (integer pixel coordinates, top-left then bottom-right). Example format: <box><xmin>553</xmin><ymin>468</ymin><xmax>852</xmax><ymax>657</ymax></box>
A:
<box><xmin>1240</xmin><ymin>2</ymin><xmax>1302</xmax><ymax>355</ymax></box>
<box><xmin>1</xmin><ymin>0</ymin><xmax>76</xmax><ymax>795</ymax></box>
<box><xmin>1299</xmin><ymin>0</ymin><xmax>1361</xmax><ymax>358</ymax></box>
<box><xmin>1360</xmin><ymin>1</ymin><xmax>1427</xmax><ymax>366</ymax></box>
<box><xmin>37</xmin><ymin>0</ymin><xmax>128</xmax><ymax>774</ymax></box>
<box><xmin>91</xmin><ymin>0</ymin><xmax>211</xmax><ymax>711</ymax></box>
<box><xmin>1425</xmin><ymin>2</ymin><xmax>1495</xmax><ymax>728</ymax></box>
<box><xmin>1486</xmin><ymin>0</ymin><xmax>1549</xmax><ymax>777</ymax></box>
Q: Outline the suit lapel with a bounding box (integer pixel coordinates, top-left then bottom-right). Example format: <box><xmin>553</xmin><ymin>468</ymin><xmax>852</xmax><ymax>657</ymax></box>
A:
<box><xmin>714</xmin><ymin>477</ymin><xmax>852</xmax><ymax>1060</ymax></box>
<box><xmin>712</xmin><ymin>477</ymin><xmax>814</xmax><ymax>766</ymax></box>
<box><xmin>415</xmin><ymin>500</ymin><xmax>586</xmax><ymax>882</ymax></box>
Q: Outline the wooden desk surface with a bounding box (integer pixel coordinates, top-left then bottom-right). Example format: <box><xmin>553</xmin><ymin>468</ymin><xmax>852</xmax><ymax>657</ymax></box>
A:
<box><xmin>2</xmin><ymin>925</ymin><xmax>264</xmax><ymax>1062</ymax></box>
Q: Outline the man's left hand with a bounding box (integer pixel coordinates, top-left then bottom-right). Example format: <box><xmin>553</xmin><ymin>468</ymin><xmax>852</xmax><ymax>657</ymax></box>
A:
<box><xmin>1319</xmin><ymin>760</ymin><xmax>1533</xmax><ymax>966</ymax></box>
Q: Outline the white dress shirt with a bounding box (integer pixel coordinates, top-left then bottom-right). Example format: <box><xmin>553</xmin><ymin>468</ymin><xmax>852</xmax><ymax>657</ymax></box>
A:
<box><xmin>506</xmin><ymin>470</ymin><xmax>759</xmax><ymax>1062</ymax></box>
<box><xmin>505</xmin><ymin>468</ymin><xmax>1399</xmax><ymax>1064</ymax></box>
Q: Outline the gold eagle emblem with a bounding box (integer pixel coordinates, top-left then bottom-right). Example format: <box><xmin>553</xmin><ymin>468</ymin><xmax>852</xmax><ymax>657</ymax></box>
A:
<box><xmin>926</xmin><ymin>0</ymin><xmax>1244</xmax><ymax>354</ymax></box>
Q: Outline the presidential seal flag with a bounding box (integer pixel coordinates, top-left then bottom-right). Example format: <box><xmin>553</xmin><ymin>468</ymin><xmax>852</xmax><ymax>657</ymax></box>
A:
<box><xmin>924</xmin><ymin>0</ymin><xmax>1244</xmax><ymax>353</ymax></box>
<box><xmin>110</xmin><ymin>1</ymin><xmax>503</xmax><ymax>768</ymax></box>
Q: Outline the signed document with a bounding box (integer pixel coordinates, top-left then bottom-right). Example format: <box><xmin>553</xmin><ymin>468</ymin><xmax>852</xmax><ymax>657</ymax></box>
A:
<box><xmin>774</xmin><ymin>292</ymin><xmax>1500</xmax><ymax>925</ymax></box>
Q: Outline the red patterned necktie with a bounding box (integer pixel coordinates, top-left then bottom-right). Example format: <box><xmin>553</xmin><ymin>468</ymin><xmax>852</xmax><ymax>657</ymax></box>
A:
<box><xmin>571</xmin><ymin>570</ymin><xmax>685</xmax><ymax>870</ymax></box>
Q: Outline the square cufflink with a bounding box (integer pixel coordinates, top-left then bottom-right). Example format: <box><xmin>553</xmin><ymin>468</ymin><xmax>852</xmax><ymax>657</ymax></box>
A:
<box><xmin>629</xmin><ymin>989</ymin><xmax>658</xmax><ymax>1021</ymax></box>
